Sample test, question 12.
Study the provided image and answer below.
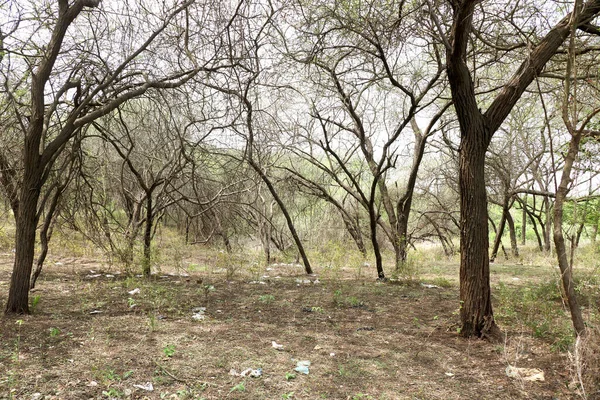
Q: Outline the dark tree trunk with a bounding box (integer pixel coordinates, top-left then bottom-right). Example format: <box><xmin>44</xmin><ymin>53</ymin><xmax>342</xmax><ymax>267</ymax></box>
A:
<box><xmin>251</xmin><ymin>162</ymin><xmax>313</xmax><ymax>274</ymax></box>
<box><xmin>6</xmin><ymin>164</ymin><xmax>41</xmax><ymax>314</ymax></box>
<box><xmin>543</xmin><ymin>196</ymin><xmax>552</xmax><ymax>253</ymax></box>
<box><xmin>521</xmin><ymin>195</ymin><xmax>527</xmax><ymax>245</ymax></box>
<box><xmin>490</xmin><ymin>206</ymin><xmax>507</xmax><ymax>263</ymax></box>
<box><xmin>458</xmin><ymin>129</ymin><xmax>501</xmax><ymax>339</ymax></box>
<box><xmin>30</xmin><ymin>187</ymin><xmax>62</xmax><ymax>290</ymax></box>
<box><xmin>142</xmin><ymin>194</ymin><xmax>153</xmax><ymax>277</ymax></box>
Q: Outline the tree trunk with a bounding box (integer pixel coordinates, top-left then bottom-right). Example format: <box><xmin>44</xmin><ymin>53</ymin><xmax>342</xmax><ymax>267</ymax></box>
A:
<box><xmin>553</xmin><ymin>134</ymin><xmax>586</xmax><ymax>336</ymax></box>
<box><xmin>521</xmin><ymin>194</ymin><xmax>527</xmax><ymax>245</ymax></box>
<box><xmin>251</xmin><ymin>162</ymin><xmax>313</xmax><ymax>274</ymax></box>
<box><xmin>506</xmin><ymin>208</ymin><xmax>519</xmax><ymax>258</ymax></box>
<box><xmin>341</xmin><ymin>211</ymin><xmax>367</xmax><ymax>256</ymax></box>
<box><xmin>458</xmin><ymin>126</ymin><xmax>501</xmax><ymax>339</ymax></box>
<box><xmin>490</xmin><ymin>207</ymin><xmax>507</xmax><ymax>263</ymax></box>
<box><xmin>543</xmin><ymin>196</ymin><xmax>552</xmax><ymax>253</ymax></box>
<box><xmin>6</xmin><ymin>167</ymin><xmax>41</xmax><ymax>314</ymax></box>
<box><xmin>591</xmin><ymin>220</ymin><xmax>598</xmax><ymax>244</ymax></box>
<box><xmin>142</xmin><ymin>194</ymin><xmax>153</xmax><ymax>277</ymax></box>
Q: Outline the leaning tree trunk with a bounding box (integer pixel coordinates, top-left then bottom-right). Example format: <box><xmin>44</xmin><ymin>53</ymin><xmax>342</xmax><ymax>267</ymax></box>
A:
<box><xmin>521</xmin><ymin>194</ymin><xmax>527</xmax><ymax>245</ymax></box>
<box><xmin>458</xmin><ymin>131</ymin><xmax>501</xmax><ymax>339</ymax></box>
<box><xmin>490</xmin><ymin>206</ymin><xmax>507</xmax><ymax>263</ymax></box>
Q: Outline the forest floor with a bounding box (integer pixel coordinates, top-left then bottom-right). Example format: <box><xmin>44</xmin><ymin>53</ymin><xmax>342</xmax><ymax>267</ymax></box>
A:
<box><xmin>0</xmin><ymin>248</ymin><xmax>598</xmax><ymax>400</ymax></box>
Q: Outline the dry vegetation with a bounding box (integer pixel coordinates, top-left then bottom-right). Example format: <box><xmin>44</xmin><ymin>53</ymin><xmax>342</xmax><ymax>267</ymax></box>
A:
<box><xmin>1</xmin><ymin>230</ymin><xmax>599</xmax><ymax>400</ymax></box>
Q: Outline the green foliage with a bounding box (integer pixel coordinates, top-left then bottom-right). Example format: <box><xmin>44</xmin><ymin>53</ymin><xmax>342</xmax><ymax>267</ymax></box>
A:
<box><xmin>259</xmin><ymin>294</ymin><xmax>275</xmax><ymax>304</ymax></box>
<box><xmin>229</xmin><ymin>382</ymin><xmax>245</xmax><ymax>393</ymax></box>
<box><xmin>285</xmin><ymin>372</ymin><xmax>296</xmax><ymax>381</ymax></box>
<box><xmin>163</xmin><ymin>344</ymin><xmax>176</xmax><ymax>358</ymax></box>
<box><xmin>49</xmin><ymin>327</ymin><xmax>60</xmax><ymax>337</ymax></box>
<box><xmin>30</xmin><ymin>295</ymin><xmax>41</xmax><ymax>312</ymax></box>
<box><xmin>494</xmin><ymin>281</ymin><xmax>575</xmax><ymax>351</ymax></box>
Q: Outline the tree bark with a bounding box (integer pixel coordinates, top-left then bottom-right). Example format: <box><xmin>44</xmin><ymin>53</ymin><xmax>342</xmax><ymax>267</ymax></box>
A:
<box><xmin>142</xmin><ymin>194</ymin><xmax>153</xmax><ymax>277</ymax></box>
<box><xmin>444</xmin><ymin>0</ymin><xmax>600</xmax><ymax>338</ymax></box>
<box><xmin>506</xmin><ymin>208</ymin><xmax>519</xmax><ymax>258</ymax></box>
<box><xmin>521</xmin><ymin>195</ymin><xmax>527</xmax><ymax>245</ymax></box>
<box><xmin>553</xmin><ymin>134</ymin><xmax>586</xmax><ymax>335</ymax></box>
<box><xmin>6</xmin><ymin>164</ymin><xmax>41</xmax><ymax>313</ymax></box>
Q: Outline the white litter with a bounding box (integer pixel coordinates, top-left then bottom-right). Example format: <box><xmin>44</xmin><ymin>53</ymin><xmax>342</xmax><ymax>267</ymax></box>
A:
<box><xmin>272</xmin><ymin>341</ymin><xmax>284</xmax><ymax>350</ymax></box>
<box><xmin>505</xmin><ymin>366</ymin><xmax>545</xmax><ymax>382</ymax></box>
<box><xmin>128</xmin><ymin>288</ymin><xmax>140</xmax><ymax>295</ymax></box>
<box><xmin>132</xmin><ymin>382</ymin><xmax>154</xmax><ymax>391</ymax></box>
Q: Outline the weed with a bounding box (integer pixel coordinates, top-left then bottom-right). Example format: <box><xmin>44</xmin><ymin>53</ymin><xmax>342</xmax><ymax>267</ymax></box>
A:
<box><xmin>282</xmin><ymin>392</ymin><xmax>295</xmax><ymax>399</ymax></box>
<box><xmin>285</xmin><ymin>372</ymin><xmax>296</xmax><ymax>381</ymax></box>
<box><xmin>49</xmin><ymin>327</ymin><xmax>60</xmax><ymax>337</ymax></box>
<box><xmin>229</xmin><ymin>382</ymin><xmax>245</xmax><ymax>393</ymax></box>
<box><xmin>163</xmin><ymin>344</ymin><xmax>176</xmax><ymax>358</ymax></box>
<box><xmin>259</xmin><ymin>294</ymin><xmax>275</xmax><ymax>304</ymax></box>
<box><xmin>30</xmin><ymin>295</ymin><xmax>41</xmax><ymax>313</ymax></box>
<box><xmin>102</xmin><ymin>388</ymin><xmax>123</xmax><ymax>398</ymax></box>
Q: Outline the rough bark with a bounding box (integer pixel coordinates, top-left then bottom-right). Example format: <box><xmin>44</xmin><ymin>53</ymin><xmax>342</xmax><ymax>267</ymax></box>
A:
<box><xmin>553</xmin><ymin>135</ymin><xmax>586</xmax><ymax>335</ymax></box>
<box><xmin>444</xmin><ymin>0</ymin><xmax>600</xmax><ymax>338</ymax></box>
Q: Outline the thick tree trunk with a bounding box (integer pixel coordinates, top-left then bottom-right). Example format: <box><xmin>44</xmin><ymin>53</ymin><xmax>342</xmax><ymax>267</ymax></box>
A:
<box><xmin>458</xmin><ymin>132</ymin><xmax>501</xmax><ymax>339</ymax></box>
<box><xmin>6</xmin><ymin>168</ymin><xmax>41</xmax><ymax>314</ymax></box>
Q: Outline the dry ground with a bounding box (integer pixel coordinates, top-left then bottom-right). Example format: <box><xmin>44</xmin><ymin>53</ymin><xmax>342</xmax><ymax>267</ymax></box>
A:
<box><xmin>0</xmin><ymin>250</ymin><xmax>590</xmax><ymax>400</ymax></box>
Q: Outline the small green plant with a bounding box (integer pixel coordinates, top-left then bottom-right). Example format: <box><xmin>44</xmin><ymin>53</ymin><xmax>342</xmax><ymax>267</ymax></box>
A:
<box><xmin>229</xmin><ymin>382</ymin><xmax>246</xmax><ymax>393</ymax></box>
<box><xmin>282</xmin><ymin>392</ymin><xmax>295</xmax><ymax>399</ymax></box>
<box><xmin>102</xmin><ymin>388</ymin><xmax>123</xmax><ymax>398</ymax></box>
<box><xmin>285</xmin><ymin>372</ymin><xmax>296</xmax><ymax>381</ymax></box>
<box><xmin>259</xmin><ymin>294</ymin><xmax>275</xmax><ymax>304</ymax></box>
<box><xmin>49</xmin><ymin>327</ymin><xmax>61</xmax><ymax>337</ymax></box>
<box><xmin>348</xmin><ymin>296</ymin><xmax>364</xmax><ymax>307</ymax></box>
<box><xmin>127</xmin><ymin>297</ymin><xmax>136</xmax><ymax>307</ymax></box>
<box><xmin>333</xmin><ymin>289</ymin><xmax>343</xmax><ymax>305</ymax></box>
<box><xmin>352</xmin><ymin>394</ymin><xmax>374</xmax><ymax>400</ymax></box>
<box><xmin>30</xmin><ymin>295</ymin><xmax>41</xmax><ymax>312</ymax></box>
<box><xmin>163</xmin><ymin>344</ymin><xmax>176</xmax><ymax>358</ymax></box>
<box><xmin>311</xmin><ymin>306</ymin><xmax>323</xmax><ymax>313</ymax></box>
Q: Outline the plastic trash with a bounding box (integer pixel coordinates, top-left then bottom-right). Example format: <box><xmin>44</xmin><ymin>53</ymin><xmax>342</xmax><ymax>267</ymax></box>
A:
<box><xmin>272</xmin><ymin>341</ymin><xmax>284</xmax><ymax>350</ymax></box>
<box><xmin>128</xmin><ymin>288</ymin><xmax>140</xmax><ymax>295</ymax></box>
<box><xmin>420</xmin><ymin>283</ymin><xmax>441</xmax><ymax>289</ymax></box>
<box><xmin>240</xmin><ymin>368</ymin><xmax>263</xmax><ymax>378</ymax></box>
<box><xmin>132</xmin><ymin>382</ymin><xmax>154</xmax><ymax>391</ymax></box>
<box><xmin>294</xmin><ymin>360</ymin><xmax>311</xmax><ymax>375</ymax></box>
<box><xmin>192</xmin><ymin>307</ymin><xmax>206</xmax><ymax>321</ymax></box>
<box><xmin>505</xmin><ymin>366</ymin><xmax>545</xmax><ymax>381</ymax></box>
<box><xmin>89</xmin><ymin>310</ymin><xmax>102</xmax><ymax>314</ymax></box>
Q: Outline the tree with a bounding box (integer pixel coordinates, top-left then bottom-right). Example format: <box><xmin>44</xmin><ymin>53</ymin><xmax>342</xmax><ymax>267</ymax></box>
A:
<box><xmin>1</xmin><ymin>0</ymin><xmax>204</xmax><ymax>314</ymax></box>
<box><xmin>437</xmin><ymin>0</ymin><xmax>600</xmax><ymax>338</ymax></box>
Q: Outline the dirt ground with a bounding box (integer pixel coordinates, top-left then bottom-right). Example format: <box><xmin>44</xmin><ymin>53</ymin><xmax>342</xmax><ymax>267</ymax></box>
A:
<box><xmin>0</xmin><ymin>252</ymin><xmax>580</xmax><ymax>399</ymax></box>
